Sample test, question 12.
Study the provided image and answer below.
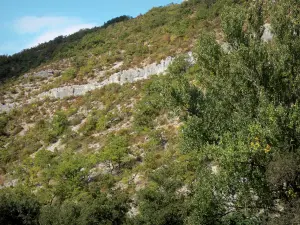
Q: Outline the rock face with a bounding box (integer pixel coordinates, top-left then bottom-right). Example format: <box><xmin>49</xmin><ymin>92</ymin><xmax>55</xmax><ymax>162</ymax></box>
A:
<box><xmin>0</xmin><ymin>103</ymin><xmax>17</xmax><ymax>113</ymax></box>
<box><xmin>0</xmin><ymin>23</ymin><xmax>273</xmax><ymax>114</ymax></box>
<box><xmin>1</xmin><ymin>53</ymin><xmax>192</xmax><ymax>113</ymax></box>
<box><xmin>37</xmin><ymin>56</ymin><xmax>175</xmax><ymax>100</ymax></box>
<box><xmin>24</xmin><ymin>69</ymin><xmax>57</xmax><ymax>78</ymax></box>
<box><xmin>262</xmin><ymin>23</ymin><xmax>273</xmax><ymax>42</ymax></box>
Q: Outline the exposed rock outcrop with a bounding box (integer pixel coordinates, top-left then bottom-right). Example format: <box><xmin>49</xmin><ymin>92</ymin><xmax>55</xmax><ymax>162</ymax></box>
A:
<box><xmin>37</xmin><ymin>56</ymin><xmax>175</xmax><ymax>100</ymax></box>
<box><xmin>0</xmin><ymin>23</ymin><xmax>273</xmax><ymax>114</ymax></box>
<box><xmin>0</xmin><ymin>56</ymin><xmax>177</xmax><ymax>113</ymax></box>
<box><xmin>0</xmin><ymin>102</ymin><xmax>17</xmax><ymax>113</ymax></box>
<box><xmin>262</xmin><ymin>23</ymin><xmax>273</xmax><ymax>42</ymax></box>
<box><xmin>24</xmin><ymin>69</ymin><xmax>59</xmax><ymax>78</ymax></box>
<box><xmin>0</xmin><ymin>52</ymin><xmax>197</xmax><ymax>113</ymax></box>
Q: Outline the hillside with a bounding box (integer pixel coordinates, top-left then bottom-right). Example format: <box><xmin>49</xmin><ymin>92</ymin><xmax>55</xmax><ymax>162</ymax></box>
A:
<box><xmin>1</xmin><ymin>0</ymin><xmax>300</xmax><ymax>224</ymax></box>
<box><xmin>0</xmin><ymin>1</ymin><xmax>220</xmax><ymax>81</ymax></box>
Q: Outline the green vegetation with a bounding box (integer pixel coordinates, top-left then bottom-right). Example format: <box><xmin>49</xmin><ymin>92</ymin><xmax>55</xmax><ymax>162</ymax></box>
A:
<box><xmin>1</xmin><ymin>0</ymin><xmax>300</xmax><ymax>224</ymax></box>
<box><xmin>165</xmin><ymin>1</ymin><xmax>300</xmax><ymax>224</ymax></box>
<box><xmin>99</xmin><ymin>134</ymin><xmax>129</xmax><ymax>173</ymax></box>
<box><xmin>0</xmin><ymin>0</ymin><xmax>225</xmax><ymax>82</ymax></box>
<box><xmin>0</xmin><ymin>189</ymin><xmax>40</xmax><ymax>225</ymax></box>
<box><xmin>0</xmin><ymin>15</ymin><xmax>131</xmax><ymax>81</ymax></box>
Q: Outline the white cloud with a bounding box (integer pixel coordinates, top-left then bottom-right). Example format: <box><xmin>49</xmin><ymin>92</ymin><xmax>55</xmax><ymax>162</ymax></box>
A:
<box><xmin>14</xmin><ymin>16</ymin><xmax>81</xmax><ymax>34</ymax></box>
<box><xmin>12</xmin><ymin>16</ymin><xmax>96</xmax><ymax>50</ymax></box>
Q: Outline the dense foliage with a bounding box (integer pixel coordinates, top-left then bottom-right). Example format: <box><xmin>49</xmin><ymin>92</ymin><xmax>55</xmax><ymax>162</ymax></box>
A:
<box><xmin>1</xmin><ymin>0</ymin><xmax>300</xmax><ymax>224</ymax></box>
<box><xmin>167</xmin><ymin>0</ymin><xmax>300</xmax><ymax>224</ymax></box>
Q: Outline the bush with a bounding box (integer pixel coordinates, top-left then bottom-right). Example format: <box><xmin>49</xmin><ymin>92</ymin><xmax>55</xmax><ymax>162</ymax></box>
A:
<box><xmin>39</xmin><ymin>192</ymin><xmax>130</xmax><ymax>225</ymax></box>
<box><xmin>0</xmin><ymin>114</ymin><xmax>8</xmax><ymax>136</ymax></box>
<box><xmin>0</xmin><ymin>188</ymin><xmax>41</xmax><ymax>225</ymax></box>
<box><xmin>61</xmin><ymin>68</ymin><xmax>76</xmax><ymax>82</ymax></box>
<box><xmin>45</xmin><ymin>111</ymin><xmax>69</xmax><ymax>143</ymax></box>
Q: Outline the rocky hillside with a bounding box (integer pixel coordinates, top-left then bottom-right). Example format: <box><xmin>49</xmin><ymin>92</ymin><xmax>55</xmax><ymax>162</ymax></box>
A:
<box><xmin>1</xmin><ymin>0</ymin><xmax>300</xmax><ymax>225</ymax></box>
<box><xmin>0</xmin><ymin>54</ymin><xmax>178</xmax><ymax>112</ymax></box>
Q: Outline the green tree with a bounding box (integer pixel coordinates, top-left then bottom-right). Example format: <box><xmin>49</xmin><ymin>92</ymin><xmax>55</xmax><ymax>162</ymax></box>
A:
<box><xmin>0</xmin><ymin>188</ymin><xmax>41</xmax><ymax>225</ymax></box>
<box><xmin>39</xmin><ymin>201</ymin><xmax>81</xmax><ymax>225</ymax></box>
<box><xmin>165</xmin><ymin>1</ymin><xmax>300</xmax><ymax>223</ymax></box>
<box><xmin>39</xmin><ymin>192</ymin><xmax>130</xmax><ymax>225</ymax></box>
<box><xmin>0</xmin><ymin>115</ymin><xmax>8</xmax><ymax>136</ymax></box>
<box><xmin>78</xmin><ymin>193</ymin><xmax>130</xmax><ymax>225</ymax></box>
<box><xmin>133</xmin><ymin>76</ymin><xmax>169</xmax><ymax>129</ymax></box>
<box><xmin>99</xmin><ymin>134</ymin><xmax>129</xmax><ymax>173</ymax></box>
<box><xmin>46</xmin><ymin>111</ymin><xmax>69</xmax><ymax>143</ymax></box>
<box><xmin>53</xmin><ymin>152</ymin><xmax>89</xmax><ymax>200</ymax></box>
<box><xmin>134</xmin><ymin>172</ymin><xmax>190</xmax><ymax>225</ymax></box>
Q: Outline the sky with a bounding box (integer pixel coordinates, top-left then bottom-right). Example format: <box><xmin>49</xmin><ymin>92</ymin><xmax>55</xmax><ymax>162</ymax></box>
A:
<box><xmin>0</xmin><ymin>0</ymin><xmax>181</xmax><ymax>55</ymax></box>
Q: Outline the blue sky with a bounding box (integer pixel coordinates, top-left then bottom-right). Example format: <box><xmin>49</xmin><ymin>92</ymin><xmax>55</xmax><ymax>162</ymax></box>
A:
<box><xmin>0</xmin><ymin>0</ymin><xmax>181</xmax><ymax>55</ymax></box>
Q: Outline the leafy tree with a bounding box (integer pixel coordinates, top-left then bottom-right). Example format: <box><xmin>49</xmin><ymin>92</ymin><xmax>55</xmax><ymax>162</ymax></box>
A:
<box><xmin>103</xmin><ymin>15</ymin><xmax>132</xmax><ymax>28</ymax></box>
<box><xmin>99</xmin><ymin>134</ymin><xmax>129</xmax><ymax>173</ymax></box>
<box><xmin>39</xmin><ymin>201</ymin><xmax>81</xmax><ymax>225</ymax></box>
<box><xmin>133</xmin><ymin>76</ymin><xmax>170</xmax><ymax>129</ymax></box>
<box><xmin>46</xmin><ymin>111</ymin><xmax>69</xmax><ymax>143</ymax></box>
<box><xmin>77</xmin><ymin>193</ymin><xmax>130</xmax><ymax>225</ymax></box>
<box><xmin>134</xmin><ymin>165</ymin><xmax>190</xmax><ymax>225</ymax></box>
<box><xmin>164</xmin><ymin>0</ymin><xmax>300</xmax><ymax>223</ymax></box>
<box><xmin>167</xmin><ymin>55</ymin><xmax>203</xmax><ymax>116</ymax></box>
<box><xmin>53</xmin><ymin>152</ymin><xmax>89</xmax><ymax>200</ymax></box>
<box><xmin>51</xmin><ymin>111</ymin><xmax>69</xmax><ymax>136</ymax></box>
<box><xmin>0</xmin><ymin>114</ymin><xmax>8</xmax><ymax>136</ymax></box>
<box><xmin>39</xmin><ymin>192</ymin><xmax>130</xmax><ymax>225</ymax></box>
<box><xmin>0</xmin><ymin>188</ymin><xmax>41</xmax><ymax>225</ymax></box>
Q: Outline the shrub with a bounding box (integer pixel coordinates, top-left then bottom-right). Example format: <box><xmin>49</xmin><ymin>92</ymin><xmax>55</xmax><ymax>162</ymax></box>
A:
<box><xmin>0</xmin><ymin>188</ymin><xmax>41</xmax><ymax>225</ymax></box>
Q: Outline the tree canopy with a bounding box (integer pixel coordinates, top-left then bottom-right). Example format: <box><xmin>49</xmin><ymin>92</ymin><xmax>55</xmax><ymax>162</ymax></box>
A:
<box><xmin>166</xmin><ymin>0</ymin><xmax>300</xmax><ymax>224</ymax></box>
